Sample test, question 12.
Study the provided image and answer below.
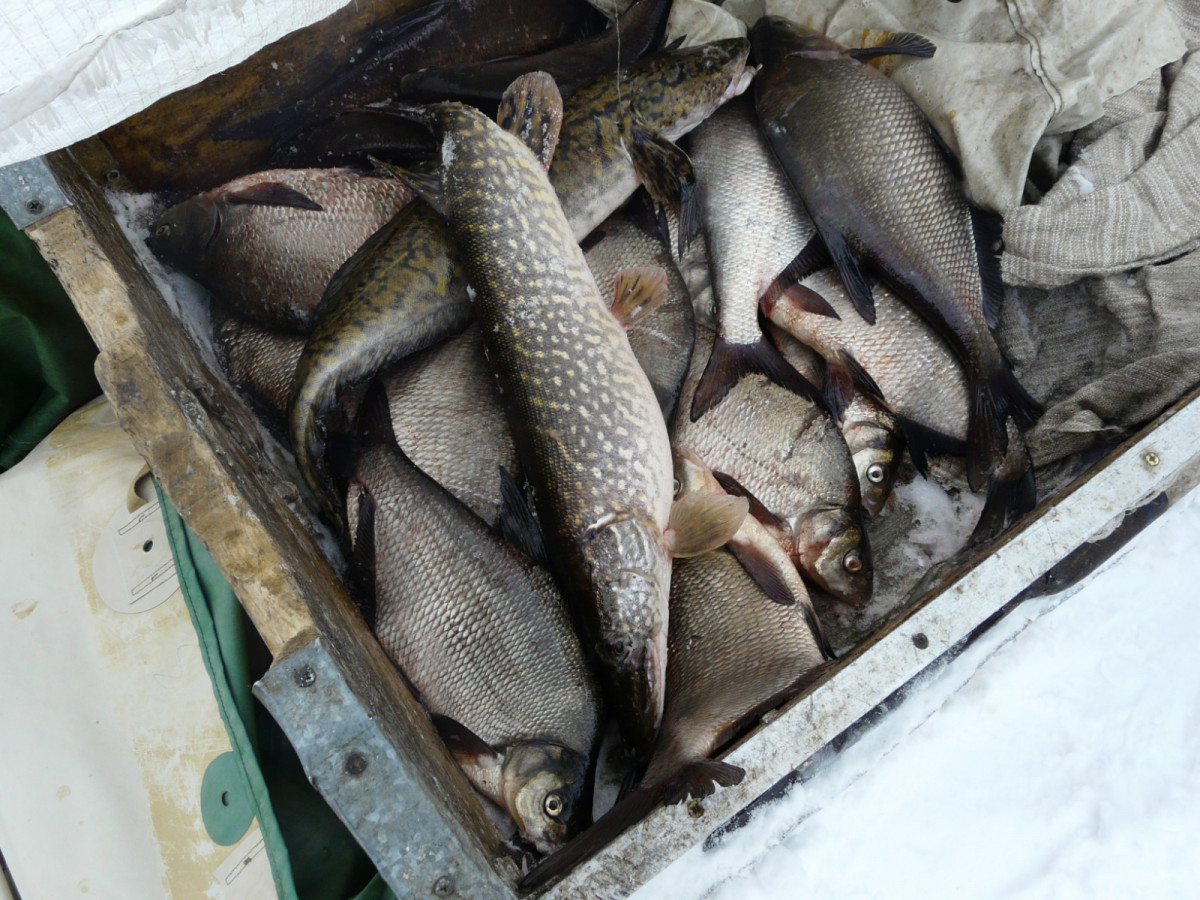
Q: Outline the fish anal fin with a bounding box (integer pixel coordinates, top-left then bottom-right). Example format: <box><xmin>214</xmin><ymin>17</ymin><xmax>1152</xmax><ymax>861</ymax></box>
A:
<box><xmin>628</xmin><ymin>119</ymin><xmax>700</xmax><ymax>252</ymax></box>
<box><xmin>355</xmin><ymin>379</ymin><xmax>398</xmax><ymax>446</ymax></box>
<box><xmin>690</xmin><ymin>335</ymin><xmax>828</xmax><ymax>422</ymax></box>
<box><xmin>848</xmin><ymin>32</ymin><xmax>937</xmax><ymax>62</ymax></box>
<box><xmin>822</xmin><ymin>361</ymin><xmax>855</xmax><ymax>422</ymax></box>
<box><xmin>971</xmin><ymin>204</ymin><xmax>1006</xmax><ymax>330</ymax></box>
<box><xmin>823</xmin><ymin>230</ymin><xmax>876</xmax><ymax>324</ymax></box>
<box><xmin>224</xmin><ymin>182</ymin><xmax>324</xmax><ymax>211</ymax></box>
<box><xmin>350</xmin><ymin>487</ymin><xmax>378</xmax><ymax>626</ymax></box>
<box><xmin>611</xmin><ymin>266</ymin><xmax>669</xmax><ymax>328</ymax></box>
<box><xmin>496</xmin><ymin>71</ymin><xmax>564</xmax><ymax>172</ymax></box>
<box><xmin>661</xmin><ymin>759</ymin><xmax>745</xmax><ymax>806</ymax></box>
<box><xmin>431</xmin><ymin>714</ymin><xmax>502</xmax><ymax>767</ymax></box>
<box><xmin>496</xmin><ymin>466</ymin><xmax>549</xmax><ymax>567</ymax></box>
<box><xmin>667</xmin><ymin>491</ymin><xmax>748</xmax><ymax>558</ymax></box>
<box><xmin>728</xmin><ymin>539</ymin><xmax>797</xmax><ymax>606</ymax></box>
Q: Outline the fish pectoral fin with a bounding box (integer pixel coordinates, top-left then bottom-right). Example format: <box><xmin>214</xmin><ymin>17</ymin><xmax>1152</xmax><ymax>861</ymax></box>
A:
<box><xmin>766</xmin><ymin>283</ymin><xmax>839</xmax><ymax>322</ymax></box>
<box><xmin>610</xmin><ymin>266</ymin><xmax>669</xmax><ymax>327</ymax></box>
<box><xmin>223</xmin><ymin>183</ymin><xmax>324</xmax><ymax>211</ymax></box>
<box><xmin>496</xmin><ymin>71</ymin><xmax>564</xmax><ymax>172</ymax></box>
<box><xmin>496</xmin><ymin>466</ymin><xmax>549</xmax><ymax>567</ymax></box>
<box><xmin>971</xmin><ymin>204</ymin><xmax>1006</xmax><ymax>330</ymax></box>
<box><xmin>728</xmin><ymin>539</ymin><xmax>798</xmax><ymax>606</ymax></box>
<box><xmin>431</xmin><ymin>715</ymin><xmax>503</xmax><ymax>767</ymax></box>
<box><xmin>823</xmin><ymin>230</ymin><xmax>877</xmax><ymax>324</ymax></box>
<box><xmin>628</xmin><ymin>119</ymin><xmax>699</xmax><ymax>253</ymax></box>
<box><xmin>370</xmin><ymin>155</ymin><xmax>446</xmax><ymax>214</ymax></box>
<box><xmin>710</xmin><ymin>470</ymin><xmax>788</xmax><ymax>533</ymax></box>
<box><xmin>661</xmin><ymin>759</ymin><xmax>745</xmax><ymax>805</ymax></box>
<box><xmin>666</xmin><ymin>491</ymin><xmax>749</xmax><ymax>558</ymax></box>
<box><xmin>761</xmin><ymin>234</ymin><xmax>834</xmax><ymax>307</ymax></box>
<box><xmin>847</xmin><ymin>32</ymin><xmax>937</xmax><ymax>63</ymax></box>
<box><xmin>691</xmin><ymin>335</ymin><xmax>829</xmax><ymax>422</ymax></box>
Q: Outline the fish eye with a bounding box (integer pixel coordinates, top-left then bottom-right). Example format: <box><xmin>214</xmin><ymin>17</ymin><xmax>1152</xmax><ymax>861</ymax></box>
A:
<box><xmin>672</xmin><ymin>477</ymin><xmax>681</xmax><ymax>497</ymax></box>
<box><xmin>601</xmin><ymin>637</ymin><xmax>628</xmax><ymax>661</ymax></box>
<box><xmin>543</xmin><ymin>791</ymin><xmax>566</xmax><ymax>819</ymax></box>
<box><xmin>843</xmin><ymin>550</ymin><xmax>862</xmax><ymax>574</ymax></box>
<box><xmin>866</xmin><ymin>463</ymin><xmax>887</xmax><ymax>484</ymax></box>
<box><xmin>154</xmin><ymin>224</ymin><xmax>170</xmax><ymax>237</ymax></box>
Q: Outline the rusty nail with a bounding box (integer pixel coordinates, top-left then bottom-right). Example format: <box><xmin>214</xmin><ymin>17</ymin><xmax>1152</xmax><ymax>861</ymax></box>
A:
<box><xmin>25</xmin><ymin>199</ymin><xmax>42</xmax><ymax>213</ymax></box>
<box><xmin>912</xmin><ymin>633</ymin><xmax>929</xmax><ymax>650</ymax></box>
<box><xmin>1144</xmin><ymin>451</ymin><xmax>1160</xmax><ymax>467</ymax></box>
<box><xmin>687</xmin><ymin>799</ymin><xmax>705</xmax><ymax>818</ymax></box>
<box><xmin>344</xmin><ymin>752</ymin><xmax>368</xmax><ymax>776</ymax></box>
<box><xmin>432</xmin><ymin>874</ymin><xmax>456</xmax><ymax>897</ymax></box>
<box><xmin>294</xmin><ymin>664</ymin><xmax>316</xmax><ymax>688</ymax></box>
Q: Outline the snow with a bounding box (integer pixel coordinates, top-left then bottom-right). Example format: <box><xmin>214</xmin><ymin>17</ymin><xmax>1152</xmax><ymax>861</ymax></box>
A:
<box><xmin>635</xmin><ymin>482</ymin><xmax>1200</xmax><ymax>899</ymax></box>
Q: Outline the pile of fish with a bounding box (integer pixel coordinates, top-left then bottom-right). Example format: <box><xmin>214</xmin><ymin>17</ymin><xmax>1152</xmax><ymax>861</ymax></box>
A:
<box><xmin>144</xmin><ymin>2</ymin><xmax>1046</xmax><ymax>881</ymax></box>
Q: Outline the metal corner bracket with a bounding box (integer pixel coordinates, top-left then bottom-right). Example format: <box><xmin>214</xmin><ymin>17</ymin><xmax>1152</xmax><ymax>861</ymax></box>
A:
<box><xmin>0</xmin><ymin>156</ymin><xmax>70</xmax><ymax>229</ymax></box>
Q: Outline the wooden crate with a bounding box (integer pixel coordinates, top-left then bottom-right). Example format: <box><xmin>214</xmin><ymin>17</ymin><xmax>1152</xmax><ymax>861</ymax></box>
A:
<box><xmin>5</xmin><ymin>2</ymin><xmax>1200</xmax><ymax>897</ymax></box>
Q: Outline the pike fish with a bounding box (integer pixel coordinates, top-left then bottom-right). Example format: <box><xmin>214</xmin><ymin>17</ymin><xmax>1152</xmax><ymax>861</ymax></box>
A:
<box><xmin>147</xmin><ymin>168</ymin><xmax>412</xmax><ymax>331</ymax></box>
<box><xmin>764</xmin><ymin>273</ymin><xmax>1035</xmax><ymax>538</ymax></box>
<box><xmin>399</xmin><ymin>0</ymin><xmax>671</xmax><ymax>106</ymax></box>
<box><xmin>398</xmin><ymin>98</ymin><xmax>744</xmax><ymax>759</ymax></box>
<box><xmin>673</xmin><ymin>325</ymin><xmax>872</xmax><ymax>606</ymax></box>
<box><xmin>751</xmin><ymin>17</ymin><xmax>1040</xmax><ymax>492</ymax></box>
<box><xmin>687</xmin><ymin>96</ymin><xmax>823</xmax><ymax>420</ymax></box>
<box><xmin>289</xmin><ymin>42</ymin><xmax>752</xmax><ymax>517</ymax></box>
<box><xmin>766</xmin><ymin>321</ymin><xmax>902</xmax><ymax>518</ymax></box>
<box><xmin>347</xmin><ymin>394</ymin><xmax>601</xmax><ymax>855</ymax></box>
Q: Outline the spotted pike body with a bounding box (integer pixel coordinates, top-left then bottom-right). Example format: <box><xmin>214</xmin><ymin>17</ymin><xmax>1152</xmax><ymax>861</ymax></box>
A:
<box><xmin>424</xmin><ymin>103</ymin><xmax>675</xmax><ymax>758</ymax></box>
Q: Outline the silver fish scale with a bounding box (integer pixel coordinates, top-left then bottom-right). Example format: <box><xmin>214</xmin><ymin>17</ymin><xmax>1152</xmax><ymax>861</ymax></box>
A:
<box><xmin>361</xmin><ymin>444</ymin><xmax>600</xmax><ymax>753</ymax></box>
<box><xmin>771</xmin><ymin>55</ymin><xmax>990</xmax><ymax>366</ymax></box>
<box><xmin>443</xmin><ymin>110</ymin><xmax>673</xmax><ymax>553</ymax></box>
<box><xmin>217</xmin><ymin>316</ymin><xmax>304</xmax><ymax>415</ymax></box>
<box><xmin>672</xmin><ymin>327</ymin><xmax>858</xmax><ymax>520</ymax></box>
<box><xmin>691</xmin><ymin>99</ymin><xmax>814</xmax><ymax>347</ymax></box>
<box><xmin>643</xmin><ymin>549</ymin><xmax>826</xmax><ymax>783</ymax></box>
<box><xmin>163</xmin><ymin>169</ymin><xmax>411</xmax><ymax>330</ymax></box>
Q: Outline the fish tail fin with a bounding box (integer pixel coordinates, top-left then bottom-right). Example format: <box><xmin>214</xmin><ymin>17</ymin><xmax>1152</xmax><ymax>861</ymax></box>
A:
<box><xmin>892</xmin><ymin>415</ymin><xmax>967</xmax><ymax>479</ymax></box>
<box><xmin>690</xmin><ymin>334</ymin><xmax>826</xmax><ymax>421</ymax></box>
<box><xmin>970</xmin><ymin>458</ymin><xmax>1037</xmax><ymax>544</ymax></box>
<box><xmin>660</xmin><ymin>759</ymin><xmax>746</xmax><ymax>806</ymax></box>
<box><xmin>966</xmin><ymin>365</ymin><xmax>1041</xmax><ymax>492</ymax></box>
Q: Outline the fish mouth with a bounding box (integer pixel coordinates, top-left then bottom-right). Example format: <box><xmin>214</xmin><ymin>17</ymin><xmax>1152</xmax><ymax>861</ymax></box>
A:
<box><xmin>725</xmin><ymin>63</ymin><xmax>759</xmax><ymax>100</ymax></box>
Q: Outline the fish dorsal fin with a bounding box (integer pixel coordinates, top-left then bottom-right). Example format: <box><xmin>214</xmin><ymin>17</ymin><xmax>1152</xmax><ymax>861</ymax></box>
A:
<box><xmin>496</xmin><ymin>466</ymin><xmax>549</xmax><ymax>568</ymax></box>
<box><xmin>847</xmin><ymin>32</ymin><xmax>936</xmax><ymax>63</ymax></box>
<box><xmin>628</xmin><ymin>119</ymin><xmax>700</xmax><ymax>254</ymax></box>
<box><xmin>431</xmin><ymin>714</ymin><xmax>503</xmax><ymax>767</ymax></box>
<box><xmin>496</xmin><ymin>71</ymin><xmax>564</xmax><ymax>172</ymax></box>
<box><xmin>610</xmin><ymin>266</ymin><xmax>669</xmax><ymax>327</ymax></box>
<box><xmin>666</xmin><ymin>491</ymin><xmax>748</xmax><ymax>558</ymax></box>
<box><xmin>971</xmin><ymin>204</ymin><xmax>1006</xmax><ymax>330</ymax></box>
<box><xmin>370</xmin><ymin>155</ymin><xmax>446</xmax><ymax>214</ymax></box>
<box><xmin>224</xmin><ymin>182</ymin><xmax>324</xmax><ymax>211</ymax></box>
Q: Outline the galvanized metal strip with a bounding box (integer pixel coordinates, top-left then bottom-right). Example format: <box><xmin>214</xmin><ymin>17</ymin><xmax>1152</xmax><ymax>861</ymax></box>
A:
<box><xmin>0</xmin><ymin>157</ymin><xmax>70</xmax><ymax>228</ymax></box>
<box><xmin>255</xmin><ymin>638</ymin><xmax>511</xmax><ymax>900</ymax></box>
<box><xmin>545</xmin><ymin>398</ymin><xmax>1200</xmax><ymax>898</ymax></box>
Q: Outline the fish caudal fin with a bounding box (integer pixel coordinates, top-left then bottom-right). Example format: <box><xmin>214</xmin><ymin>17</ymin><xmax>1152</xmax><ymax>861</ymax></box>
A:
<box><xmin>966</xmin><ymin>366</ymin><xmax>1042</xmax><ymax>492</ymax></box>
<box><xmin>661</xmin><ymin>759</ymin><xmax>746</xmax><ymax>805</ymax></box>
<box><xmin>761</xmin><ymin>234</ymin><xmax>834</xmax><ymax>305</ymax></box>
<box><xmin>891</xmin><ymin>415</ymin><xmax>967</xmax><ymax>479</ymax></box>
<box><xmin>690</xmin><ymin>334</ymin><xmax>827</xmax><ymax>421</ymax></box>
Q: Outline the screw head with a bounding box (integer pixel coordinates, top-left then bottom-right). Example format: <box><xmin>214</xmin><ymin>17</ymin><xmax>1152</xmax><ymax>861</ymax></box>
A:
<box><xmin>344</xmin><ymin>752</ymin><xmax>368</xmax><ymax>776</ymax></box>
<box><xmin>294</xmin><ymin>664</ymin><xmax>316</xmax><ymax>688</ymax></box>
<box><xmin>687</xmin><ymin>799</ymin><xmax>705</xmax><ymax>818</ymax></box>
<box><xmin>25</xmin><ymin>198</ymin><xmax>42</xmax><ymax>213</ymax></box>
<box><xmin>912</xmin><ymin>633</ymin><xmax>930</xmax><ymax>650</ymax></box>
<box><xmin>432</xmin><ymin>874</ymin><xmax>456</xmax><ymax>897</ymax></box>
<box><xmin>1144</xmin><ymin>451</ymin><xmax>1160</xmax><ymax>467</ymax></box>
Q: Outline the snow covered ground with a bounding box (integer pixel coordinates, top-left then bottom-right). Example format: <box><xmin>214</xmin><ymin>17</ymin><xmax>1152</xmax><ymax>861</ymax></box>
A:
<box><xmin>635</xmin><ymin>482</ymin><xmax>1200</xmax><ymax>900</ymax></box>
